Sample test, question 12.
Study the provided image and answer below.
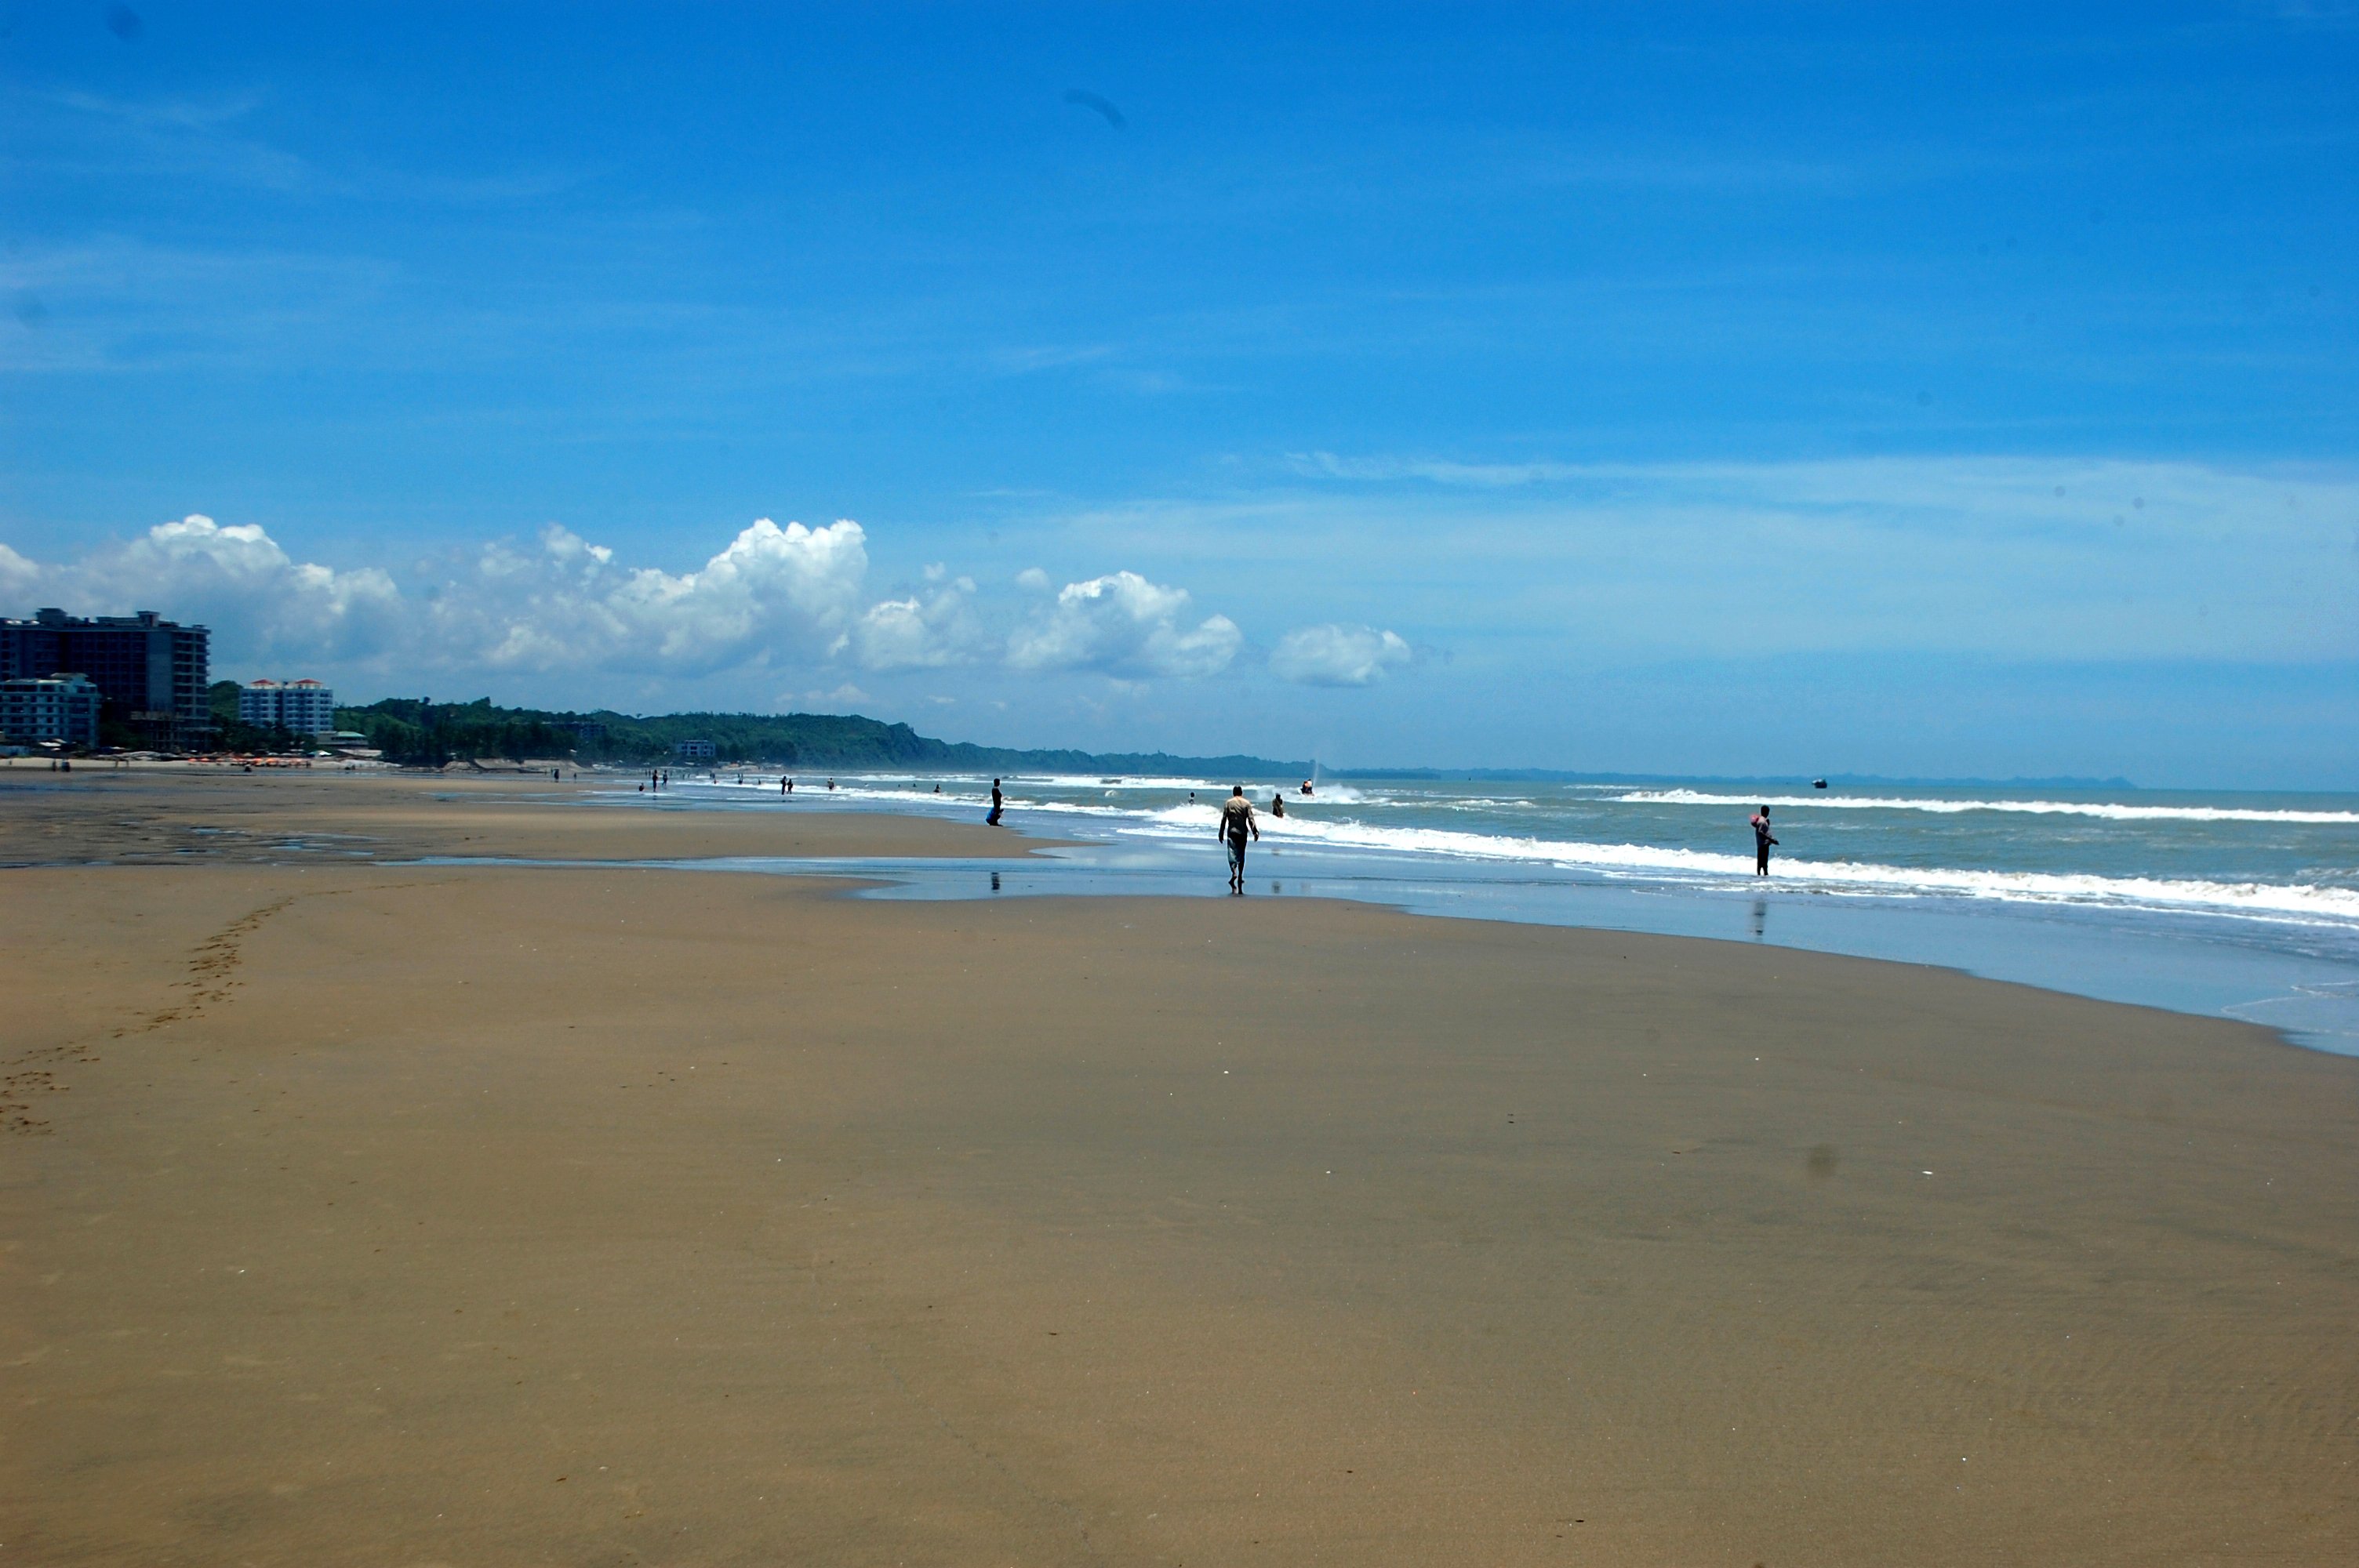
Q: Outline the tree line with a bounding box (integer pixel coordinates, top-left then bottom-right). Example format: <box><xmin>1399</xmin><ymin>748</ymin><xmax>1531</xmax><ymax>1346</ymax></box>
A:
<box><xmin>327</xmin><ymin>695</ymin><xmax>1303</xmax><ymax>775</ymax></box>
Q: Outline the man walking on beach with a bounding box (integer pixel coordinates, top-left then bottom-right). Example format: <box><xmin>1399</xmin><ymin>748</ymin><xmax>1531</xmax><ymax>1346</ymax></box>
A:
<box><xmin>1751</xmin><ymin>805</ymin><xmax>1777</xmax><ymax>876</ymax></box>
<box><xmin>987</xmin><ymin>779</ymin><xmax>1004</xmax><ymax>826</ymax></box>
<box><xmin>1219</xmin><ymin>785</ymin><xmax>1259</xmax><ymax>893</ymax></box>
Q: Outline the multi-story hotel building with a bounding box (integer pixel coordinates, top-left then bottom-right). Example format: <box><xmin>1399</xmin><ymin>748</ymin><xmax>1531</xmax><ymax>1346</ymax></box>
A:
<box><xmin>238</xmin><ymin>678</ymin><xmax>338</xmax><ymax>736</ymax></box>
<box><xmin>0</xmin><ymin>608</ymin><xmax>210</xmax><ymax>746</ymax></box>
<box><xmin>0</xmin><ymin>673</ymin><xmax>103</xmax><ymax>747</ymax></box>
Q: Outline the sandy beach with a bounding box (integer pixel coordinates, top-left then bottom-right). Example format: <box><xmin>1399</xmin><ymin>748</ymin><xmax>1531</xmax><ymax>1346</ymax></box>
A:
<box><xmin>3</xmin><ymin>770</ymin><xmax>2354</xmax><ymax>1565</ymax></box>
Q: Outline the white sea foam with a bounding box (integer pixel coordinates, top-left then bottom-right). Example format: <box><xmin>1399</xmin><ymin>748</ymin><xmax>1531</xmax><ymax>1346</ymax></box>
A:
<box><xmin>634</xmin><ymin>777</ymin><xmax>2359</xmax><ymax>927</ymax></box>
<box><xmin>1013</xmin><ymin>774</ymin><xmax>1231</xmax><ymax>791</ymax></box>
<box><xmin>1609</xmin><ymin>789</ymin><xmax>2359</xmax><ymax>826</ymax></box>
<box><xmin>1128</xmin><ymin>804</ymin><xmax>2359</xmax><ymax>927</ymax></box>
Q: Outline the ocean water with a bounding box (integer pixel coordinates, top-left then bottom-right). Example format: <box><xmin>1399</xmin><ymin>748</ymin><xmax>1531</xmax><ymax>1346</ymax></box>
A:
<box><xmin>591</xmin><ymin>770</ymin><xmax>2359</xmax><ymax>1055</ymax></box>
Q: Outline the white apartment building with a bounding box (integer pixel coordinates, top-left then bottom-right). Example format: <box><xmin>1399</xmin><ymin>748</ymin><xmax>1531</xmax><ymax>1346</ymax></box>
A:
<box><xmin>0</xmin><ymin>673</ymin><xmax>103</xmax><ymax>746</ymax></box>
<box><xmin>240</xmin><ymin>678</ymin><xmax>338</xmax><ymax>736</ymax></box>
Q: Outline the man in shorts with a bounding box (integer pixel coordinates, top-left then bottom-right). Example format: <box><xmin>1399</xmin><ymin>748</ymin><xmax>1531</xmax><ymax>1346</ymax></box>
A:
<box><xmin>1218</xmin><ymin>785</ymin><xmax>1259</xmax><ymax>892</ymax></box>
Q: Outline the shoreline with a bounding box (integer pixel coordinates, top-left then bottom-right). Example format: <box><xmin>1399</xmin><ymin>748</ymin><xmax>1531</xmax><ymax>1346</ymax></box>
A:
<box><xmin>9</xmin><ymin>766</ymin><xmax>2358</xmax><ymax>1055</ymax></box>
<box><xmin>5</xmin><ymin>771</ymin><xmax>2357</xmax><ymax>1562</ymax></box>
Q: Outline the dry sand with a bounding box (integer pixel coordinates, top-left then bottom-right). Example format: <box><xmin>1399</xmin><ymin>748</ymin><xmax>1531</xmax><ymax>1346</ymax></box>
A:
<box><xmin>3</xmin><ymin>771</ymin><xmax>2354</xmax><ymax>1564</ymax></box>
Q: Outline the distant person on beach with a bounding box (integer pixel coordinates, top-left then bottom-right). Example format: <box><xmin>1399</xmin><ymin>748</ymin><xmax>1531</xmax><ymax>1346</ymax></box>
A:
<box><xmin>1219</xmin><ymin>786</ymin><xmax>1259</xmax><ymax>892</ymax></box>
<box><xmin>1751</xmin><ymin>806</ymin><xmax>1778</xmax><ymax>876</ymax></box>
<box><xmin>987</xmin><ymin>779</ymin><xmax>1005</xmax><ymax>826</ymax></box>
<box><xmin>1270</xmin><ymin>792</ymin><xmax>1285</xmax><ymax>818</ymax></box>
<box><xmin>782</xmin><ymin>777</ymin><xmax>791</xmax><ymax>795</ymax></box>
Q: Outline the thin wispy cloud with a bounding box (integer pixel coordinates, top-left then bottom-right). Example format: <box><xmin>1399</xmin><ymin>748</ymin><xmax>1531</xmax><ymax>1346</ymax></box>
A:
<box><xmin>20</xmin><ymin>89</ymin><xmax>312</xmax><ymax>190</ymax></box>
<box><xmin>1044</xmin><ymin>455</ymin><xmax>2359</xmax><ymax>667</ymax></box>
<box><xmin>8</xmin><ymin>88</ymin><xmax>584</xmax><ymax>206</ymax></box>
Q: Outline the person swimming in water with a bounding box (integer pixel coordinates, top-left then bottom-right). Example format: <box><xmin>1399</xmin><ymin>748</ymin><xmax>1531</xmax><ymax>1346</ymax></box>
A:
<box><xmin>1270</xmin><ymin>791</ymin><xmax>1285</xmax><ymax>818</ymax></box>
<box><xmin>1750</xmin><ymin>805</ymin><xmax>1778</xmax><ymax>876</ymax></box>
<box><xmin>1219</xmin><ymin>786</ymin><xmax>1259</xmax><ymax>892</ymax></box>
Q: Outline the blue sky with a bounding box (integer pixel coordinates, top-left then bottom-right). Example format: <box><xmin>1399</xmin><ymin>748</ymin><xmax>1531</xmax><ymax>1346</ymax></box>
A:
<box><xmin>4</xmin><ymin>2</ymin><xmax>2355</xmax><ymax>785</ymax></box>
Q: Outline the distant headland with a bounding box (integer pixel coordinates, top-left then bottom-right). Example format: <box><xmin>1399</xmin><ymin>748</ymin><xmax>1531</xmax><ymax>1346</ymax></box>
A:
<box><xmin>336</xmin><ymin>695</ymin><xmax>1310</xmax><ymax>776</ymax></box>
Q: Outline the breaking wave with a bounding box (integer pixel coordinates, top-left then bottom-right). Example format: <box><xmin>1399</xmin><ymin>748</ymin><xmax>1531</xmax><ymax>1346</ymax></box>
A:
<box><xmin>1609</xmin><ymin>789</ymin><xmax>2359</xmax><ymax>826</ymax></box>
<box><xmin>1130</xmin><ymin>805</ymin><xmax>2359</xmax><ymax>927</ymax></box>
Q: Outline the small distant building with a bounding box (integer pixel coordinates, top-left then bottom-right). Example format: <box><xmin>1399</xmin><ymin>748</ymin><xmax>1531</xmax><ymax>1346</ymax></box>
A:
<box><xmin>0</xmin><ymin>673</ymin><xmax>103</xmax><ymax>748</ymax></box>
<box><xmin>239</xmin><ymin>678</ymin><xmax>337</xmax><ymax>736</ymax></box>
<box><xmin>564</xmin><ymin>720</ymin><xmax>607</xmax><ymax>743</ymax></box>
<box><xmin>673</xmin><ymin>739</ymin><xmax>716</xmax><ymax>761</ymax></box>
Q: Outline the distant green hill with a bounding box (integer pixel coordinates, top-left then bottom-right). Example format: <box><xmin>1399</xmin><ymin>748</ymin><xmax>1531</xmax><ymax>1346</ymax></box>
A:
<box><xmin>334</xmin><ymin>695</ymin><xmax>1307</xmax><ymax>777</ymax></box>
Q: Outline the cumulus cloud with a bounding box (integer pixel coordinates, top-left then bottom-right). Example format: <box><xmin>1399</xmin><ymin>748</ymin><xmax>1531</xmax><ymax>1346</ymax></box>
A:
<box><xmin>4</xmin><ymin>514</ymin><xmax>1295</xmax><ymax>694</ymax></box>
<box><xmin>1271</xmin><ymin>622</ymin><xmax>1412</xmax><ymax>686</ymax></box>
<box><xmin>2</xmin><ymin>514</ymin><xmax>865</xmax><ymax>678</ymax></box>
<box><xmin>426</xmin><ymin>518</ymin><xmax>868</xmax><ymax>675</ymax></box>
<box><xmin>849</xmin><ymin>574</ymin><xmax>985</xmax><ymax>670</ymax></box>
<box><xmin>1006</xmin><ymin>570</ymin><xmax>1242</xmax><ymax>678</ymax></box>
<box><xmin>0</xmin><ymin>542</ymin><xmax>38</xmax><ymax>599</ymax></box>
<box><xmin>36</xmin><ymin>514</ymin><xmax>401</xmax><ymax>662</ymax></box>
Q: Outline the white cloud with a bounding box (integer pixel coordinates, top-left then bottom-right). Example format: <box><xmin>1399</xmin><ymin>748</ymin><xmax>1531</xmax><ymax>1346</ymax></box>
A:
<box><xmin>3</xmin><ymin>514</ymin><xmax>868</xmax><ymax>679</ymax></box>
<box><xmin>5</xmin><ymin>515</ymin><xmax>1278</xmax><ymax>693</ymax></box>
<box><xmin>0</xmin><ymin>542</ymin><xmax>38</xmax><ymax>599</ymax></box>
<box><xmin>1016</xmin><ymin>566</ymin><xmax>1052</xmax><ymax>592</ymax></box>
<box><xmin>850</xmin><ymin>575</ymin><xmax>985</xmax><ymax>670</ymax></box>
<box><xmin>426</xmin><ymin>518</ymin><xmax>868</xmax><ymax>675</ymax></box>
<box><xmin>38</xmin><ymin>514</ymin><xmax>402</xmax><ymax>663</ymax></box>
<box><xmin>1271</xmin><ymin>623</ymin><xmax>1413</xmax><ymax>685</ymax></box>
<box><xmin>1006</xmin><ymin>571</ymin><xmax>1242</xmax><ymax>678</ymax></box>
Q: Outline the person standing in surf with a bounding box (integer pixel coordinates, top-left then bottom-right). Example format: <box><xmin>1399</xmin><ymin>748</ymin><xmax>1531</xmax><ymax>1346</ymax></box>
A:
<box><xmin>1750</xmin><ymin>805</ymin><xmax>1778</xmax><ymax>877</ymax></box>
<box><xmin>1219</xmin><ymin>786</ymin><xmax>1259</xmax><ymax>892</ymax></box>
<box><xmin>987</xmin><ymin>779</ymin><xmax>1005</xmax><ymax>826</ymax></box>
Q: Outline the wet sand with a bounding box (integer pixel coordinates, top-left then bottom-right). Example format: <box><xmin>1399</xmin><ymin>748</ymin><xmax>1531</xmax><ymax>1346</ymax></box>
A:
<box><xmin>0</xmin><ymin>765</ymin><xmax>1047</xmax><ymax>866</ymax></box>
<box><xmin>3</xmin><ymin>772</ymin><xmax>2354</xmax><ymax>1563</ymax></box>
